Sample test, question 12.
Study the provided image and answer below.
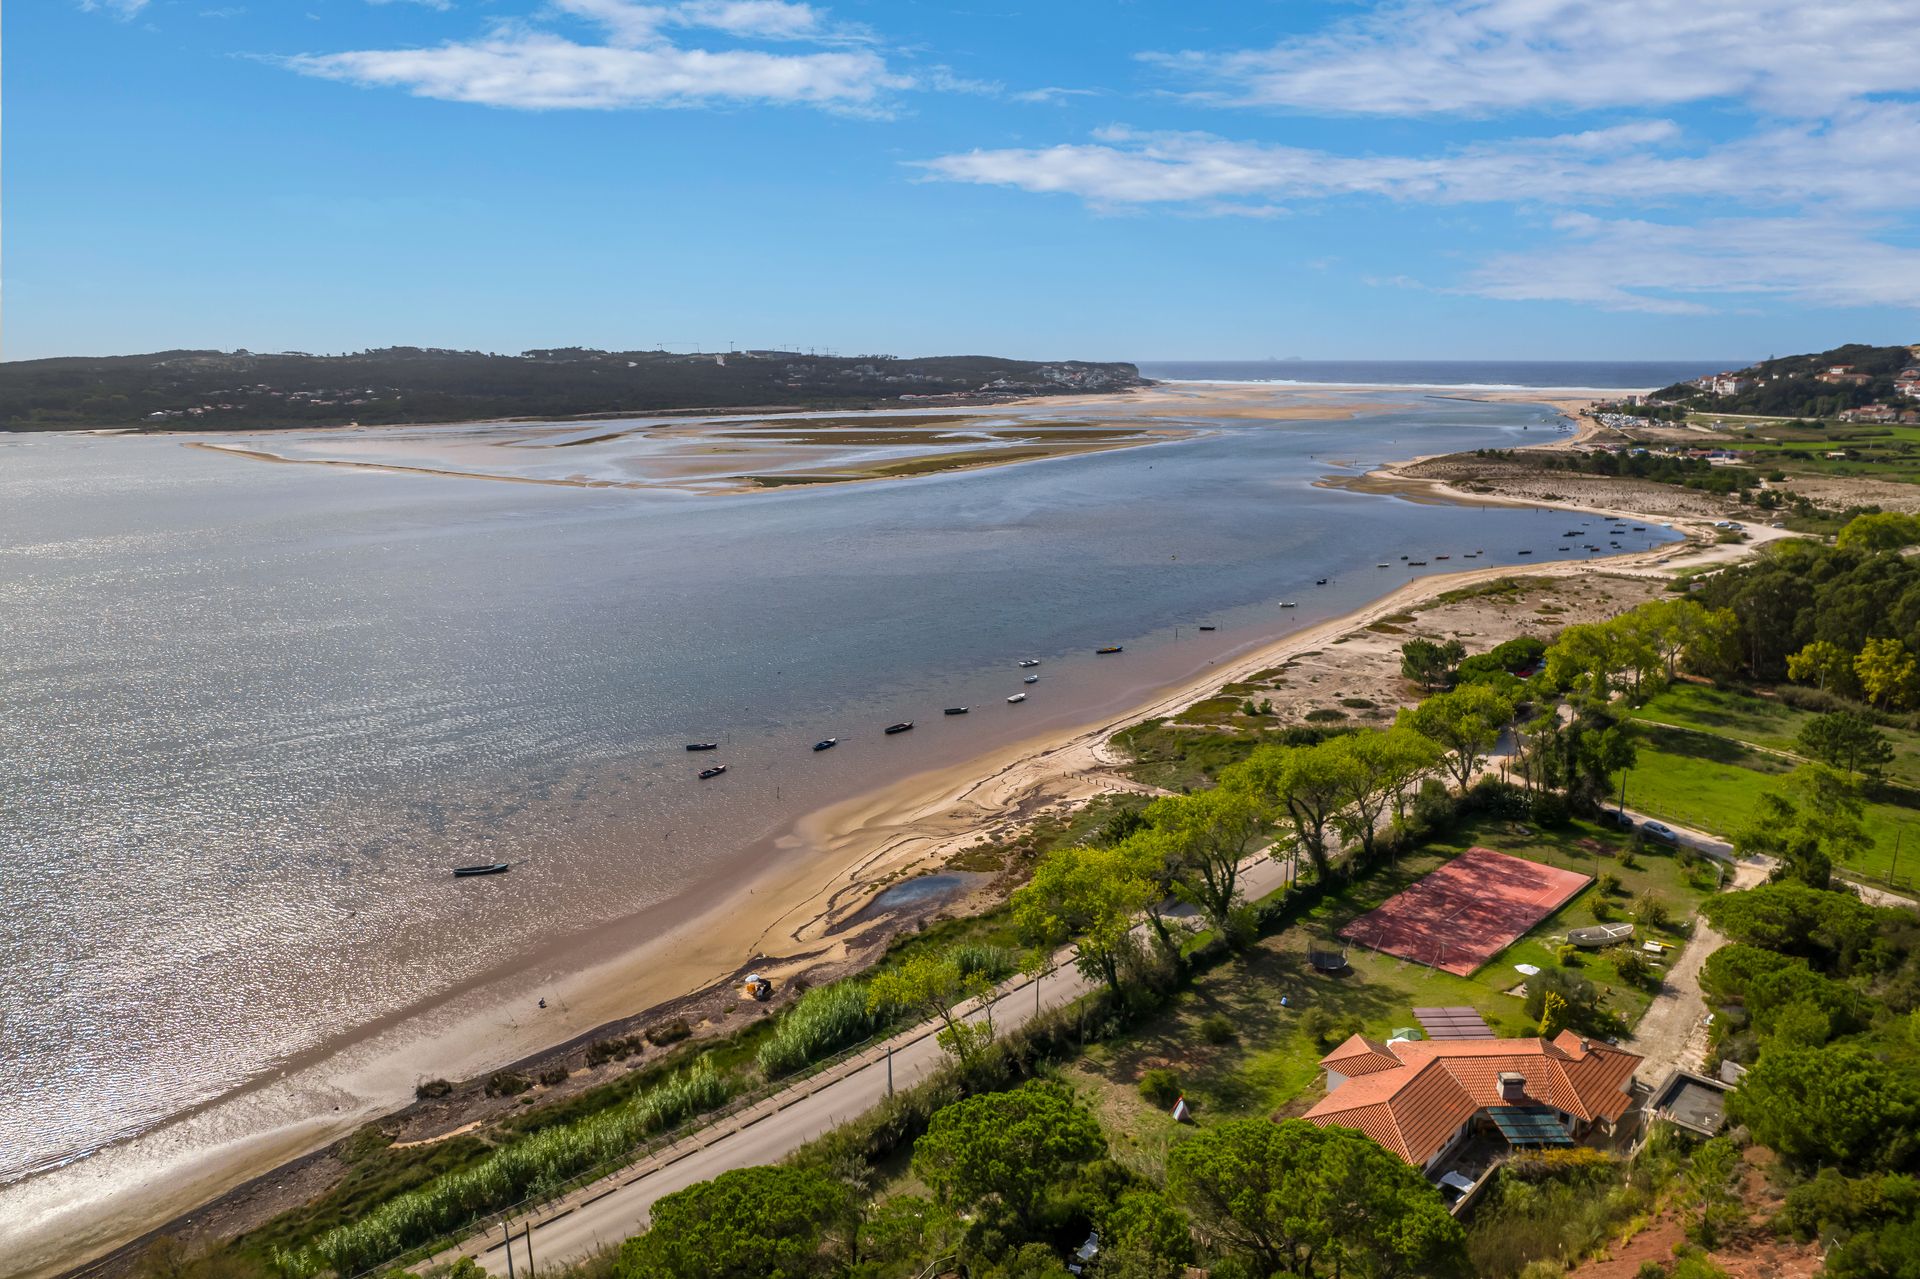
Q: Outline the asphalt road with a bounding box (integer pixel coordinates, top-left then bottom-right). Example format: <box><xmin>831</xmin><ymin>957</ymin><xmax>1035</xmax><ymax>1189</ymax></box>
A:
<box><xmin>447</xmin><ymin>852</ymin><xmax>1298</xmax><ymax>1275</ymax></box>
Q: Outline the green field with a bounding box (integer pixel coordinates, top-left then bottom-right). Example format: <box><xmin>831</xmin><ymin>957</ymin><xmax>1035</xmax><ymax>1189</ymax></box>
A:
<box><xmin>1060</xmin><ymin>816</ymin><xmax>1715</xmax><ymax>1169</ymax></box>
<box><xmin>1615</xmin><ymin>710</ymin><xmax>1920</xmax><ymax>887</ymax></box>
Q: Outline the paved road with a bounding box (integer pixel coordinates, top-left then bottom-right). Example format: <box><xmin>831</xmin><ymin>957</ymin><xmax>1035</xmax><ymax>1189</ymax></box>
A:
<box><xmin>449</xmin><ymin>853</ymin><xmax>1298</xmax><ymax>1275</ymax></box>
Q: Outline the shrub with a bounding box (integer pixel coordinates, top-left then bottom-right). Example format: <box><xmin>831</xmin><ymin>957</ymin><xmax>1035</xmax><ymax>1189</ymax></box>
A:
<box><xmin>1198</xmin><ymin>1013</ymin><xmax>1236</xmax><ymax>1045</ymax></box>
<box><xmin>486</xmin><ymin>1071</ymin><xmax>531</xmax><ymax>1097</ymax></box>
<box><xmin>1590</xmin><ymin>897</ymin><xmax>1615</xmax><ymax>922</ymax></box>
<box><xmin>1597</xmin><ymin>871</ymin><xmax>1622</xmax><ymax>895</ymax></box>
<box><xmin>414</xmin><ymin>1079</ymin><xmax>454</xmax><ymax>1100</ymax></box>
<box><xmin>1634</xmin><ymin>892</ymin><xmax>1671</xmax><ymax>929</ymax></box>
<box><xmin>1528</xmin><ymin>789</ymin><xmax>1571</xmax><ymax>827</ymax></box>
<box><xmin>586</xmin><ymin>1036</ymin><xmax>639</xmax><ymax>1066</ymax></box>
<box><xmin>1637</xmin><ymin>1263</ymin><xmax>1669</xmax><ymax>1279</ymax></box>
<box><xmin>1556</xmin><ymin>944</ymin><xmax>1580</xmax><ymax>966</ymax></box>
<box><xmin>538</xmin><ymin>1066</ymin><xmax>569</xmax><ymax>1087</ymax></box>
<box><xmin>644</xmin><ymin>1020</ymin><xmax>691</xmax><ymax>1047</ymax></box>
<box><xmin>1139</xmin><ymin>1068</ymin><xmax>1182</xmax><ymax>1107</ymax></box>
<box><xmin>757</xmin><ymin>981</ymin><xmax>883</xmax><ymax>1077</ymax></box>
<box><xmin>1616</xmin><ymin>947</ymin><xmax>1653</xmax><ymax>989</ymax></box>
<box><xmin>1340</xmin><ymin>697</ymin><xmax>1376</xmax><ymax>709</ymax></box>
<box><xmin>1306</xmin><ymin>708</ymin><xmax>1348</xmax><ymax>722</ymax></box>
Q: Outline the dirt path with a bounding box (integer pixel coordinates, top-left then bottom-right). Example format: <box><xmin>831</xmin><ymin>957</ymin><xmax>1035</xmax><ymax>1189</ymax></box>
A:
<box><xmin>1625</xmin><ymin>851</ymin><xmax>1766</xmax><ymax>1084</ymax></box>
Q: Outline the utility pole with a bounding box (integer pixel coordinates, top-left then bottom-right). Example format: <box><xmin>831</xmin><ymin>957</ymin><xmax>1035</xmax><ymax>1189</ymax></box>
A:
<box><xmin>525</xmin><ymin>1223</ymin><xmax>536</xmax><ymax>1278</ymax></box>
<box><xmin>504</xmin><ymin>1223</ymin><xmax>517</xmax><ymax>1279</ymax></box>
<box><xmin>886</xmin><ymin>1045</ymin><xmax>893</xmax><ymax>1096</ymax></box>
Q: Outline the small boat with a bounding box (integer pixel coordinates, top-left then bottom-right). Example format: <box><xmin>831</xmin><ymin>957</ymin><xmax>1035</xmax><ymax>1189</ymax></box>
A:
<box><xmin>1435</xmin><ymin>555</ymin><xmax>1450</xmax><ymax>560</ymax></box>
<box><xmin>1007</xmin><ymin>692</ymin><xmax>1027</xmax><ymax>703</ymax></box>
<box><xmin>685</xmin><ymin>742</ymin><xmax>718</xmax><ymax>752</ymax></box>
<box><xmin>1278</xmin><ymin>601</ymin><xmax>1297</xmax><ymax>608</ymax></box>
<box><xmin>944</xmin><ymin>706</ymin><xmax>969</xmax><ymax>715</ymax></box>
<box><xmin>1562</xmin><ymin>530</ymin><xmax>1581</xmax><ymax>537</ymax></box>
<box><xmin>813</xmin><ymin>738</ymin><xmax>838</xmax><ymax>751</ymax></box>
<box><xmin>1558</xmin><ymin>546</ymin><xmax>1569</xmax><ymax>551</ymax></box>
<box><xmin>1096</xmin><ymin>646</ymin><xmax>1123</xmax><ymax>654</ymax></box>
<box><xmin>1023</xmin><ymin>675</ymin><xmax>1038</xmax><ymax>684</ymax></box>
<box><xmin>1517</xmin><ymin>549</ymin><xmax>1533</xmax><ymax>555</ymax></box>
<box><xmin>1377</xmin><ymin>563</ymin><xmax>1390</xmax><ymax>568</ymax></box>
<box><xmin>1633</xmin><ymin>525</ymin><xmax>1646</xmax><ymax>531</ymax></box>
<box><xmin>1198</xmin><ymin>624</ymin><xmax>1217</xmax><ymax>631</ymax></box>
<box><xmin>884</xmin><ymin>721</ymin><xmax>914</xmax><ymax>735</ymax></box>
<box><xmin>454</xmin><ymin>863</ymin><xmax>510</xmax><ymax>877</ymax></box>
<box><xmin>698</xmin><ymin>765</ymin><xmax>727</xmax><ymax>779</ymax></box>
<box><xmin>1400</xmin><ymin>555</ymin><xmax>1409</xmax><ymax>561</ymax></box>
<box><xmin>1408</xmin><ymin>561</ymin><xmax>1427</xmax><ymax>566</ymax></box>
<box><xmin>1018</xmin><ymin>659</ymin><xmax>1041</xmax><ymax>668</ymax></box>
<box><xmin>1315</xmin><ymin>578</ymin><xmax>1329</xmax><ymax>585</ymax></box>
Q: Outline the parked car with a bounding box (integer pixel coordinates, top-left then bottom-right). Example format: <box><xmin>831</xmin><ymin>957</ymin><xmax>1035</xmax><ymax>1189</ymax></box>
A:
<box><xmin>1641</xmin><ymin>820</ymin><xmax>1679</xmax><ymax>845</ymax></box>
<box><xmin>1602</xmin><ymin>809</ymin><xmax>1635</xmax><ymax>831</ymax></box>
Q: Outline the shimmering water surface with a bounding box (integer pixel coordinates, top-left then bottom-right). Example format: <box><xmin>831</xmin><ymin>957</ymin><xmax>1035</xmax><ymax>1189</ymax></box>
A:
<box><xmin>0</xmin><ymin>392</ymin><xmax>1677</xmax><ymax>1204</ymax></box>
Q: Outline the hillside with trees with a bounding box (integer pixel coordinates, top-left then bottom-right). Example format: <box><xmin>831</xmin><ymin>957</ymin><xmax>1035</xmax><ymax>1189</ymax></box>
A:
<box><xmin>1655</xmin><ymin>342</ymin><xmax>1918</xmax><ymax>418</ymax></box>
<box><xmin>0</xmin><ymin>347</ymin><xmax>1150</xmax><ymax>431</ymax></box>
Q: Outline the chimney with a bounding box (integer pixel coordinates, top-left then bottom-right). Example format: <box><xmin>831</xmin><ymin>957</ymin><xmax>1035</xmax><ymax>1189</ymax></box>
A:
<box><xmin>1497</xmin><ymin>1071</ymin><xmax>1527</xmax><ymax>1102</ymax></box>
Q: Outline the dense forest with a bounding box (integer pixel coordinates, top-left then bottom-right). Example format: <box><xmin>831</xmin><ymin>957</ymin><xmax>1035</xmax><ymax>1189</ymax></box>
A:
<box><xmin>0</xmin><ymin>347</ymin><xmax>1149</xmax><ymax>430</ymax></box>
<box><xmin>1655</xmin><ymin>342</ymin><xmax>1917</xmax><ymax>418</ymax></box>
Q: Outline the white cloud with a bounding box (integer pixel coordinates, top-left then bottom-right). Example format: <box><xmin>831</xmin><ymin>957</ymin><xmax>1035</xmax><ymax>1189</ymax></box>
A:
<box><xmin>918</xmin><ymin>108</ymin><xmax>1920</xmax><ymax>214</ymax></box>
<box><xmin>283</xmin><ymin>0</ymin><xmax>900</xmax><ymax>110</ymax></box>
<box><xmin>78</xmin><ymin>0</ymin><xmax>148</xmax><ymax>17</ymax></box>
<box><xmin>1465</xmin><ymin>215</ymin><xmax>1920</xmax><ymax>313</ymax></box>
<box><xmin>367</xmin><ymin>0</ymin><xmax>453</xmax><ymax>11</ymax></box>
<box><xmin>1147</xmin><ymin>0</ymin><xmax>1920</xmax><ymax>117</ymax></box>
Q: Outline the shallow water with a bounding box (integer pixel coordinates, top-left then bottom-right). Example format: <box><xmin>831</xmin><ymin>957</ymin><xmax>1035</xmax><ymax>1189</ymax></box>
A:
<box><xmin>0</xmin><ymin>392</ymin><xmax>1677</xmax><ymax>1235</ymax></box>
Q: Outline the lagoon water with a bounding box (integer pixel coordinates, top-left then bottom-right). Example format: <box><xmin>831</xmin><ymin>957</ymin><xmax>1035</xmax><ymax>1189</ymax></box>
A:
<box><xmin>0</xmin><ymin>391</ymin><xmax>1679</xmax><ymax>1249</ymax></box>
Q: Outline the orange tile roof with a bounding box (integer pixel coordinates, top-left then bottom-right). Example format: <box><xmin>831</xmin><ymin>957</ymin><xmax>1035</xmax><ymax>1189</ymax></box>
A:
<box><xmin>1301</xmin><ymin>1033</ymin><xmax>1642</xmax><ymax>1165</ymax></box>
<box><xmin>1322</xmin><ymin>1033</ymin><xmax>1402</xmax><ymax>1076</ymax></box>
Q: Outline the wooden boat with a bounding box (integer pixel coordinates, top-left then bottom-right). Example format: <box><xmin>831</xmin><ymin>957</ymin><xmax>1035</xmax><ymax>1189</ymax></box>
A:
<box><xmin>1018</xmin><ymin>659</ymin><xmax>1041</xmax><ymax>668</ymax></box>
<box><xmin>1096</xmin><ymin>646</ymin><xmax>1123</xmax><ymax>654</ymax></box>
<box><xmin>698</xmin><ymin>765</ymin><xmax>727</xmax><ymax>779</ymax></box>
<box><xmin>1007</xmin><ymin>692</ymin><xmax>1027</xmax><ymax>703</ymax></box>
<box><xmin>1023</xmin><ymin>675</ymin><xmax>1038</xmax><ymax>684</ymax></box>
<box><xmin>1435</xmin><ymin>555</ymin><xmax>1450</xmax><ymax>560</ymax></box>
<box><xmin>1568</xmin><ymin>922</ymin><xmax>1635</xmax><ymax>948</ymax></box>
<box><xmin>454</xmin><ymin>863</ymin><xmax>510</xmax><ymax>877</ymax></box>
<box><xmin>944</xmin><ymin>706</ymin><xmax>969</xmax><ymax>715</ymax></box>
<box><xmin>685</xmin><ymin>742</ymin><xmax>718</xmax><ymax>751</ymax></box>
<box><xmin>813</xmin><ymin>738</ymin><xmax>838</xmax><ymax>751</ymax></box>
<box><xmin>885</xmin><ymin>721</ymin><xmax>914</xmax><ymax>734</ymax></box>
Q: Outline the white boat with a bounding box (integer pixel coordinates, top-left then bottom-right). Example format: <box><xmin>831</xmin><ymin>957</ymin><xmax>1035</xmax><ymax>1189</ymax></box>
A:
<box><xmin>1023</xmin><ymin>674</ymin><xmax>1038</xmax><ymax>684</ymax></box>
<box><xmin>1018</xmin><ymin>659</ymin><xmax>1041</xmax><ymax>668</ymax></box>
<box><xmin>1007</xmin><ymin>693</ymin><xmax>1027</xmax><ymax>703</ymax></box>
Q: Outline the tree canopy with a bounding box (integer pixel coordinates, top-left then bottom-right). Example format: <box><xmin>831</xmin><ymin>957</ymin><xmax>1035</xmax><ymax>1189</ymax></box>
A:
<box><xmin>910</xmin><ymin>1082</ymin><xmax>1107</xmax><ymax>1227</ymax></box>
<box><xmin>615</xmin><ymin>1164</ymin><xmax>852</xmax><ymax>1279</ymax></box>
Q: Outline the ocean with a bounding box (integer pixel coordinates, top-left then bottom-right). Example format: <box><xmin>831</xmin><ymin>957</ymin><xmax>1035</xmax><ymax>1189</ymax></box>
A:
<box><xmin>1136</xmin><ymin>359</ymin><xmax>1735</xmax><ymax>390</ymax></box>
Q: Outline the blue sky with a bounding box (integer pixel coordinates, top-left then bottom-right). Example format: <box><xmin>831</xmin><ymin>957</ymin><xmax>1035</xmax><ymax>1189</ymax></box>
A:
<box><xmin>10</xmin><ymin>0</ymin><xmax>1920</xmax><ymax>361</ymax></box>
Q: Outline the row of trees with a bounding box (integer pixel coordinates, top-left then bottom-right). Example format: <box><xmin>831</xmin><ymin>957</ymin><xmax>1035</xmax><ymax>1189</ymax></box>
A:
<box><xmin>615</xmin><ymin>1080</ymin><xmax>1467</xmax><ymax>1279</ymax></box>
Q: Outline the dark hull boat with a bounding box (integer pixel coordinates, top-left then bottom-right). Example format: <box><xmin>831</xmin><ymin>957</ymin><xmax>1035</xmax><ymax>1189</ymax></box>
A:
<box><xmin>1096</xmin><ymin>646</ymin><xmax>1122</xmax><ymax>654</ymax></box>
<box><xmin>685</xmin><ymin>742</ymin><xmax>718</xmax><ymax>751</ymax></box>
<box><xmin>1198</xmin><ymin>625</ymin><xmax>1217</xmax><ymax>631</ymax></box>
<box><xmin>813</xmin><ymin>738</ymin><xmax>838</xmax><ymax>751</ymax></box>
<box><xmin>944</xmin><ymin>707</ymin><xmax>969</xmax><ymax>715</ymax></box>
<box><xmin>698</xmin><ymin>765</ymin><xmax>727</xmax><ymax>779</ymax></box>
<box><xmin>885</xmin><ymin>721</ymin><xmax>914</xmax><ymax>734</ymax></box>
<box><xmin>454</xmin><ymin>863</ymin><xmax>510</xmax><ymax>877</ymax></box>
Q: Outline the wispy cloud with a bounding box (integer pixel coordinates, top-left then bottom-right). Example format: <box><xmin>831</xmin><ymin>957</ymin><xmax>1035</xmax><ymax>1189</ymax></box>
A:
<box><xmin>918</xmin><ymin>110</ymin><xmax>1920</xmax><ymax>214</ymax></box>
<box><xmin>1145</xmin><ymin>0</ymin><xmax>1920</xmax><ymax>117</ymax></box>
<box><xmin>1465</xmin><ymin>215</ymin><xmax>1920</xmax><ymax>313</ymax></box>
<box><xmin>78</xmin><ymin>0</ymin><xmax>149</xmax><ymax>17</ymax></box>
<box><xmin>282</xmin><ymin>0</ymin><xmax>902</xmax><ymax>111</ymax></box>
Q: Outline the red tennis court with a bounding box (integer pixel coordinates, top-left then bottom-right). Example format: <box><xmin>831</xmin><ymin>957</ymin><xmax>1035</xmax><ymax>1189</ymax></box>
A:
<box><xmin>1339</xmin><ymin>847</ymin><xmax>1590</xmax><ymax>975</ymax></box>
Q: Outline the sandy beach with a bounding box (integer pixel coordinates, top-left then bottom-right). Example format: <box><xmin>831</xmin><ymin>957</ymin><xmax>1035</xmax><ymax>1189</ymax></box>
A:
<box><xmin>19</xmin><ymin>382</ymin><xmax>1774</xmax><ymax>1279</ymax></box>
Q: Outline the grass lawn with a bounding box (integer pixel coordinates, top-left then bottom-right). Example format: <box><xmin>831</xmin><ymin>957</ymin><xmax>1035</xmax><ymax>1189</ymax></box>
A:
<box><xmin>1061</xmin><ymin>816</ymin><xmax>1718</xmax><ymax>1178</ymax></box>
<box><xmin>1628</xmin><ymin>682</ymin><xmax>1920</xmax><ymax>789</ymax></box>
<box><xmin>1617</xmin><ymin>726</ymin><xmax>1920</xmax><ymax>888</ymax></box>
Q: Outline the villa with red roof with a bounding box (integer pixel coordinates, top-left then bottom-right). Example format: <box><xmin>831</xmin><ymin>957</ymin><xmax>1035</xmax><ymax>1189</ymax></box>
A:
<box><xmin>1303</xmin><ymin>1031</ymin><xmax>1645</xmax><ymax>1172</ymax></box>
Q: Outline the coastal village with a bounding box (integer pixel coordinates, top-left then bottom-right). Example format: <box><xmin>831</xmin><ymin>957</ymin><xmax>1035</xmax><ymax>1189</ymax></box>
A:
<box><xmin>76</xmin><ymin>349</ymin><xmax>1920</xmax><ymax>1279</ymax></box>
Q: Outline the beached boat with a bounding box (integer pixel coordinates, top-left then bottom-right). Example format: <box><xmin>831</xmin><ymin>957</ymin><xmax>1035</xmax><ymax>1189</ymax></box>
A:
<box><xmin>813</xmin><ymin>738</ymin><xmax>838</xmax><ymax>751</ymax></box>
<box><xmin>1018</xmin><ymin>659</ymin><xmax>1041</xmax><ymax>668</ymax></box>
<box><xmin>944</xmin><ymin>706</ymin><xmax>969</xmax><ymax>715</ymax></box>
<box><xmin>453</xmin><ymin>863</ymin><xmax>510</xmax><ymax>877</ymax></box>
<box><xmin>698</xmin><ymin>765</ymin><xmax>727</xmax><ymax>779</ymax></box>
<box><xmin>1007</xmin><ymin>692</ymin><xmax>1027</xmax><ymax>703</ymax></box>
<box><xmin>685</xmin><ymin>742</ymin><xmax>718</xmax><ymax>751</ymax></box>
<box><xmin>884</xmin><ymin>721</ymin><xmax>914</xmax><ymax>734</ymax></box>
<box><xmin>1023</xmin><ymin>675</ymin><xmax>1038</xmax><ymax>684</ymax></box>
<box><xmin>1096</xmin><ymin>646</ymin><xmax>1122</xmax><ymax>654</ymax></box>
<box><xmin>1568</xmin><ymin>922</ymin><xmax>1635</xmax><ymax>948</ymax></box>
